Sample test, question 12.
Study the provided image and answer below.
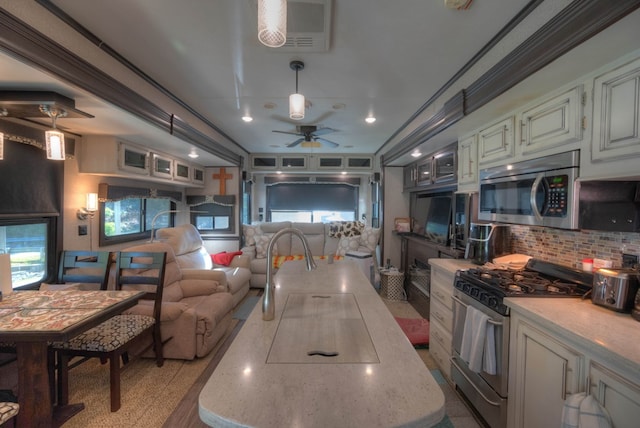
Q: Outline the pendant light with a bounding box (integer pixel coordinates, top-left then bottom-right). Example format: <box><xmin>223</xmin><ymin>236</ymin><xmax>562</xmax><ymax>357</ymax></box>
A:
<box><xmin>40</xmin><ymin>105</ymin><xmax>66</xmax><ymax>160</ymax></box>
<box><xmin>289</xmin><ymin>60</ymin><xmax>305</xmax><ymax>120</ymax></box>
<box><xmin>0</xmin><ymin>132</ymin><xmax>3</xmax><ymax>160</ymax></box>
<box><xmin>258</xmin><ymin>0</ymin><xmax>287</xmax><ymax>48</ymax></box>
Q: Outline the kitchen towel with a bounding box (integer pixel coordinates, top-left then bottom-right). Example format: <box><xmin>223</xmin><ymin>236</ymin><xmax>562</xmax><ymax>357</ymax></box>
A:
<box><xmin>561</xmin><ymin>392</ymin><xmax>586</xmax><ymax>428</ymax></box>
<box><xmin>561</xmin><ymin>393</ymin><xmax>612</xmax><ymax>428</ymax></box>
<box><xmin>459</xmin><ymin>306</ymin><xmax>489</xmax><ymax>373</ymax></box>
<box><xmin>483</xmin><ymin>321</ymin><xmax>496</xmax><ymax>375</ymax></box>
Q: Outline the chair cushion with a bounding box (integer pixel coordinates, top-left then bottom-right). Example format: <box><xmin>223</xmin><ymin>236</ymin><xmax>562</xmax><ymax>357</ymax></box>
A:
<box><xmin>0</xmin><ymin>402</ymin><xmax>19</xmax><ymax>424</ymax></box>
<box><xmin>55</xmin><ymin>315</ymin><xmax>155</xmax><ymax>352</ymax></box>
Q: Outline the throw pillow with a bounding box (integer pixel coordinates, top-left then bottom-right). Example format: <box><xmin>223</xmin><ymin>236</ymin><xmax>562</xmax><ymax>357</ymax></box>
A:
<box><xmin>242</xmin><ymin>224</ymin><xmax>262</xmax><ymax>247</ymax></box>
<box><xmin>336</xmin><ymin>236</ymin><xmax>361</xmax><ymax>256</ymax></box>
<box><xmin>255</xmin><ymin>233</ymin><xmax>277</xmax><ymax>259</ymax></box>
<box><xmin>359</xmin><ymin>227</ymin><xmax>381</xmax><ymax>252</ymax></box>
<box><xmin>328</xmin><ymin>221</ymin><xmax>365</xmax><ymax>238</ymax></box>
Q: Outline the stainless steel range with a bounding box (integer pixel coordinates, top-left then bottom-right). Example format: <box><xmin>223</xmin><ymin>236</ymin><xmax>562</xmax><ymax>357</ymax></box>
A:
<box><xmin>450</xmin><ymin>259</ymin><xmax>592</xmax><ymax>428</ymax></box>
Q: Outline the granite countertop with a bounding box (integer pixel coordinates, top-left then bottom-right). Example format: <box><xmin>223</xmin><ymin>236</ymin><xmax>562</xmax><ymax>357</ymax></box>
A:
<box><xmin>198</xmin><ymin>260</ymin><xmax>445</xmax><ymax>428</ymax></box>
<box><xmin>505</xmin><ymin>297</ymin><xmax>640</xmax><ymax>382</ymax></box>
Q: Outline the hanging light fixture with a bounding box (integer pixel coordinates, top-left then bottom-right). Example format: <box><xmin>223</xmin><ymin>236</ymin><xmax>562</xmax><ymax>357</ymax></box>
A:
<box><xmin>258</xmin><ymin>0</ymin><xmax>287</xmax><ymax>48</ymax></box>
<box><xmin>289</xmin><ymin>60</ymin><xmax>305</xmax><ymax>120</ymax></box>
<box><xmin>40</xmin><ymin>105</ymin><xmax>67</xmax><ymax>160</ymax></box>
<box><xmin>0</xmin><ymin>131</ymin><xmax>4</xmax><ymax>160</ymax></box>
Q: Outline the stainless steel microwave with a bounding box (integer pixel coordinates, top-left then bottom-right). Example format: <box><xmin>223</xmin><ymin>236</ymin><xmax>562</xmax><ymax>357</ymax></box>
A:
<box><xmin>478</xmin><ymin>150</ymin><xmax>580</xmax><ymax>229</ymax></box>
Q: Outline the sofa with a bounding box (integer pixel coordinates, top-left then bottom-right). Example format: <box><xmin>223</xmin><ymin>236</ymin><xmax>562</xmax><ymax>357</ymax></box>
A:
<box><xmin>119</xmin><ymin>242</ymin><xmax>234</xmax><ymax>360</ymax></box>
<box><xmin>241</xmin><ymin>221</ymin><xmax>381</xmax><ymax>288</ymax></box>
<box><xmin>155</xmin><ymin>224</ymin><xmax>251</xmax><ymax>307</ymax></box>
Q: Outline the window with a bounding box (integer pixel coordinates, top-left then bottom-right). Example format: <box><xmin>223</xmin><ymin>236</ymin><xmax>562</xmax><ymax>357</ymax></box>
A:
<box><xmin>100</xmin><ymin>198</ymin><xmax>175</xmax><ymax>245</ymax></box>
<box><xmin>188</xmin><ymin>195</ymin><xmax>235</xmax><ymax>234</ymax></box>
<box><xmin>0</xmin><ymin>219</ymin><xmax>52</xmax><ymax>289</ymax></box>
<box><xmin>267</xmin><ymin>183</ymin><xmax>358</xmax><ymax>223</ymax></box>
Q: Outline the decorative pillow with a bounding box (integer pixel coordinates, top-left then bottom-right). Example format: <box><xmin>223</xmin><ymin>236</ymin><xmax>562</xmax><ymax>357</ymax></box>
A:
<box><xmin>336</xmin><ymin>236</ymin><xmax>361</xmax><ymax>256</ymax></box>
<box><xmin>328</xmin><ymin>221</ymin><xmax>365</xmax><ymax>238</ymax></box>
<box><xmin>255</xmin><ymin>233</ymin><xmax>277</xmax><ymax>259</ymax></box>
<box><xmin>243</xmin><ymin>224</ymin><xmax>262</xmax><ymax>247</ymax></box>
<box><xmin>359</xmin><ymin>227</ymin><xmax>381</xmax><ymax>252</ymax></box>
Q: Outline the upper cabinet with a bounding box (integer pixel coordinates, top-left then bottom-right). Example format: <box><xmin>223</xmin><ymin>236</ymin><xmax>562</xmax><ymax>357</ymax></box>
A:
<box><xmin>403</xmin><ymin>143</ymin><xmax>457</xmax><ymax>191</ymax></box>
<box><xmin>250</xmin><ymin>154</ymin><xmax>373</xmax><ymax>172</ymax></box>
<box><xmin>79</xmin><ymin>136</ymin><xmax>204</xmax><ymax>187</ymax></box>
<box><xmin>519</xmin><ymin>85</ymin><xmax>584</xmax><ymax>157</ymax></box>
<box><xmin>478</xmin><ymin>116</ymin><xmax>516</xmax><ymax>166</ymax></box>
<box><xmin>457</xmin><ymin>133</ymin><xmax>478</xmax><ymax>192</ymax></box>
<box><xmin>582</xmin><ymin>54</ymin><xmax>640</xmax><ymax>180</ymax></box>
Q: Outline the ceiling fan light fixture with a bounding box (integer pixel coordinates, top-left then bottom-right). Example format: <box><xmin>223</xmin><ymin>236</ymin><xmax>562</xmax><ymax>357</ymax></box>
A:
<box><xmin>289</xmin><ymin>60</ymin><xmax>305</xmax><ymax>120</ymax></box>
<box><xmin>289</xmin><ymin>93</ymin><xmax>305</xmax><ymax>120</ymax></box>
<box><xmin>258</xmin><ymin>0</ymin><xmax>287</xmax><ymax>48</ymax></box>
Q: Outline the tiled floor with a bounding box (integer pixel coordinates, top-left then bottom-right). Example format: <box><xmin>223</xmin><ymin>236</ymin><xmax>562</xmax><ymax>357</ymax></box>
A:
<box><xmin>383</xmin><ymin>298</ymin><xmax>483</xmax><ymax>428</ymax></box>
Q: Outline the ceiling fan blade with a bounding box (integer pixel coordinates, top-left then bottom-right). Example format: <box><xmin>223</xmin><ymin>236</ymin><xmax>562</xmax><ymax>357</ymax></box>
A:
<box><xmin>317</xmin><ymin>137</ymin><xmax>339</xmax><ymax>148</ymax></box>
<box><xmin>312</xmin><ymin>127</ymin><xmax>336</xmax><ymax>136</ymax></box>
<box><xmin>286</xmin><ymin>138</ymin><xmax>305</xmax><ymax>148</ymax></box>
<box><xmin>273</xmin><ymin>130</ymin><xmax>302</xmax><ymax>136</ymax></box>
<box><xmin>309</xmin><ymin>110</ymin><xmax>335</xmax><ymax>124</ymax></box>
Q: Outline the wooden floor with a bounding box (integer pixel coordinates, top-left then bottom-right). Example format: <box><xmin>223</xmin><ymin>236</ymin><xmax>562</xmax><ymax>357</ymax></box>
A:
<box><xmin>162</xmin><ymin>319</ymin><xmax>245</xmax><ymax>428</ymax></box>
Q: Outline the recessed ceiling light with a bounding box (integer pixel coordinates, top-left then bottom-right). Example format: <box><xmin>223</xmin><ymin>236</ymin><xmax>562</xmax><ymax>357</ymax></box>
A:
<box><xmin>411</xmin><ymin>150</ymin><xmax>422</xmax><ymax>158</ymax></box>
<box><xmin>341</xmin><ymin>171</ymin><xmax>347</xmax><ymax>175</ymax></box>
<box><xmin>242</xmin><ymin>116</ymin><xmax>253</xmax><ymax>122</ymax></box>
<box><xmin>188</xmin><ymin>149</ymin><xmax>199</xmax><ymax>159</ymax></box>
<box><xmin>365</xmin><ymin>117</ymin><xmax>376</xmax><ymax>124</ymax></box>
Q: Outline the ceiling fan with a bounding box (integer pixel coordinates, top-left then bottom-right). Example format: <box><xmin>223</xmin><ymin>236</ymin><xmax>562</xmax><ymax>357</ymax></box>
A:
<box><xmin>272</xmin><ymin>125</ymin><xmax>339</xmax><ymax>148</ymax></box>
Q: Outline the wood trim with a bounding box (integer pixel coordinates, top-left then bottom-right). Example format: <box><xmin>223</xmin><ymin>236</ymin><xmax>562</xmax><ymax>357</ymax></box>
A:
<box><xmin>0</xmin><ymin>8</ymin><xmax>242</xmax><ymax>165</ymax></box>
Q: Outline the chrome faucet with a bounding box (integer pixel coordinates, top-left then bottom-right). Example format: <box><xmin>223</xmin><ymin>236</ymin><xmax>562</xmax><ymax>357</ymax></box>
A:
<box><xmin>263</xmin><ymin>227</ymin><xmax>317</xmax><ymax>321</ymax></box>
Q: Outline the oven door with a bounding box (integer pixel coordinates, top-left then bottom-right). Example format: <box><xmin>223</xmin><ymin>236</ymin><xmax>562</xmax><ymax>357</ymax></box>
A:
<box><xmin>451</xmin><ymin>289</ymin><xmax>510</xmax><ymax>428</ymax></box>
<box><xmin>451</xmin><ymin>290</ymin><xmax>509</xmax><ymax>396</ymax></box>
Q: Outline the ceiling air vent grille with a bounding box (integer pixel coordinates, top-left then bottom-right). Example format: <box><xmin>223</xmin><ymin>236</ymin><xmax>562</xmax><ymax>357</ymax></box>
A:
<box><xmin>278</xmin><ymin>0</ymin><xmax>332</xmax><ymax>52</ymax></box>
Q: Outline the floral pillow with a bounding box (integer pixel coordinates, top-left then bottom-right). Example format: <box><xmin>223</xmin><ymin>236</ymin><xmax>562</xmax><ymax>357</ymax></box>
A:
<box><xmin>243</xmin><ymin>224</ymin><xmax>262</xmax><ymax>247</ymax></box>
<box><xmin>255</xmin><ymin>233</ymin><xmax>277</xmax><ymax>259</ymax></box>
<box><xmin>359</xmin><ymin>227</ymin><xmax>381</xmax><ymax>252</ymax></box>
<box><xmin>336</xmin><ymin>236</ymin><xmax>361</xmax><ymax>256</ymax></box>
<box><xmin>328</xmin><ymin>221</ymin><xmax>365</xmax><ymax>238</ymax></box>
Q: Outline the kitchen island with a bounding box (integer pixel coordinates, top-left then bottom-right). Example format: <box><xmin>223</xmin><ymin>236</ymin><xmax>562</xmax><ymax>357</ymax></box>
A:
<box><xmin>199</xmin><ymin>259</ymin><xmax>445</xmax><ymax>428</ymax></box>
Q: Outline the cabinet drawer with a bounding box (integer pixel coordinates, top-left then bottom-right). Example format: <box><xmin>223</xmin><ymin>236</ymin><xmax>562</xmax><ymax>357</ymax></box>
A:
<box><xmin>429</xmin><ymin>317</ymin><xmax>452</xmax><ymax>351</ymax></box>
<box><xmin>429</xmin><ymin>338</ymin><xmax>452</xmax><ymax>382</ymax></box>
<box><xmin>430</xmin><ymin>298</ymin><xmax>453</xmax><ymax>333</ymax></box>
<box><xmin>430</xmin><ymin>278</ymin><xmax>453</xmax><ymax>310</ymax></box>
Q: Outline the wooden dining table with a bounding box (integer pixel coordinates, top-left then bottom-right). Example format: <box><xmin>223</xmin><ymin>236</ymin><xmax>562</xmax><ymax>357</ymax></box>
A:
<box><xmin>0</xmin><ymin>289</ymin><xmax>145</xmax><ymax>428</ymax></box>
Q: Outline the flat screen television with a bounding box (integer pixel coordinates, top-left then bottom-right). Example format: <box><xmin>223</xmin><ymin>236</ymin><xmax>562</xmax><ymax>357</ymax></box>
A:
<box><xmin>424</xmin><ymin>195</ymin><xmax>452</xmax><ymax>245</ymax></box>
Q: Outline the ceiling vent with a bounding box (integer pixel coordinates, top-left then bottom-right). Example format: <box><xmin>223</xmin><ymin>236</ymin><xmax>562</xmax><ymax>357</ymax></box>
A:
<box><xmin>280</xmin><ymin>0</ymin><xmax>332</xmax><ymax>52</ymax></box>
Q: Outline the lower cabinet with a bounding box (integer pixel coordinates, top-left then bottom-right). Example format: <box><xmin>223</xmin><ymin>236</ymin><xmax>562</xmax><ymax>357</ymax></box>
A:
<box><xmin>509</xmin><ymin>312</ymin><xmax>640</xmax><ymax>428</ymax></box>
<box><xmin>428</xmin><ymin>261</ymin><xmax>458</xmax><ymax>383</ymax></box>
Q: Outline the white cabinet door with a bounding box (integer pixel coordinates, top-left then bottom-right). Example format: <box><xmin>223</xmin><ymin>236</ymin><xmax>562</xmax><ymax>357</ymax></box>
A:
<box><xmin>592</xmin><ymin>56</ymin><xmax>640</xmax><ymax>162</ymax></box>
<box><xmin>520</xmin><ymin>85</ymin><xmax>584</xmax><ymax>157</ymax></box>
<box><xmin>478</xmin><ymin>116</ymin><xmax>515</xmax><ymax>165</ymax></box>
<box><xmin>589</xmin><ymin>361</ymin><xmax>640</xmax><ymax>428</ymax></box>
<box><xmin>429</xmin><ymin>318</ymin><xmax>453</xmax><ymax>380</ymax></box>
<box><xmin>458</xmin><ymin>134</ymin><xmax>478</xmax><ymax>190</ymax></box>
<box><xmin>510</xmin><ymin>319</ymin><xmax>584</xmax><ymax>428</ymax></box>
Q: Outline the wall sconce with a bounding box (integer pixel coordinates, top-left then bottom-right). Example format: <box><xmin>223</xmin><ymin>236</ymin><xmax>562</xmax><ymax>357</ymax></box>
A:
<box><xmin>77</xmin><ymin>192</ymin><xmax>98</xmax><ymax>220</ymax></box>
<box><xmin>258</xmin><ymin>0</ymin><xmax>287</xmax><ymax>48</ymax></box>
<box><xmin>40</xmin><ymin>105</ymin><xmax>67</xmax><ymax>160</ymax></box>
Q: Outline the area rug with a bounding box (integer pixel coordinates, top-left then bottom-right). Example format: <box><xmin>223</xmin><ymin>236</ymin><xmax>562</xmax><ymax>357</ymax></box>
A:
<box><xmin>395</xmin><ymin>316</ymin><xmax>430</xmax><ymax>346</ymax></box>
<box><xmin>63</xmin><ymin>318</ymin><xmax>239</xmax><ymax>428</ymax></box>
<box><xmin>233</xmin><ymin>295</ymin><xmax>261</xmax><ymax>320</ymax></box>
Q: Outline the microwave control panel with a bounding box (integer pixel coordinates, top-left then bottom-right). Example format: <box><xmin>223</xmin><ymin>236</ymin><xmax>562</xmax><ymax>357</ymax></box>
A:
<box><xmin>545</xmin><ymin>174</ymin><xmax>568</xmax><ymax>216</ymax></box>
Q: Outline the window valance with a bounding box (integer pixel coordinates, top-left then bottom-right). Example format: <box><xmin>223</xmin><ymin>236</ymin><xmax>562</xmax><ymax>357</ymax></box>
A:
<box><xmin>98</xmin><ymin>183</ymin><xmax>182</xmax><ymax>203</ymax></box>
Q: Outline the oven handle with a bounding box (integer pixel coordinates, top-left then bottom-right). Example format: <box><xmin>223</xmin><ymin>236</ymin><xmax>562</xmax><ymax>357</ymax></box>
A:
<box><xmin>450</xmin><ymin>356</ymin><xmax>501</xmax><ymax>407</ymax></box>
<box><xmin>452</xmin><ymin>295</ymin><xmax>503</xmax><ymax>326</ymax></box>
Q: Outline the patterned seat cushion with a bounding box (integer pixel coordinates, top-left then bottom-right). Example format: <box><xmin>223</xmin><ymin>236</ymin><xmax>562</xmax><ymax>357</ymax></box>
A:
<box><xmin>0</xmin><ymin>402</ymin><xmax>19</xmax><ymax>424</ymax></box>
<box><xmin>54</xmin><ymin>315</ymin><xmax>155</xmax><ymax>352</ymax></box>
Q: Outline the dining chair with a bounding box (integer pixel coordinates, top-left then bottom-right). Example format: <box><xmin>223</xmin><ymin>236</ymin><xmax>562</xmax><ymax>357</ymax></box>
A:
<box><xmin>54</xmin><ymin>251</ymin><xmax>167</xmax><ymax>412</ymax></box>
<box><xmin>57</xmin><ymin>250</ymin><xmax>113</xmax><ymax>288</ymax></box>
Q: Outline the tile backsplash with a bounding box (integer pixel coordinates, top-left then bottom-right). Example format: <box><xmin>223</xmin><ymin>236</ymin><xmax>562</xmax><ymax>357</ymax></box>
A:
<box><xmin>510</xmin><ymin>225</ymin><xmax>640</xmax><ymax>270</ymax></box>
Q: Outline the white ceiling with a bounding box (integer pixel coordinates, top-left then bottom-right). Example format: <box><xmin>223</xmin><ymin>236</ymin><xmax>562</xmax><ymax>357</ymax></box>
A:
<box><xmin>1</xmin><ymin>1</ymin><xmax>639</xmax><ymax>167</ymax></box>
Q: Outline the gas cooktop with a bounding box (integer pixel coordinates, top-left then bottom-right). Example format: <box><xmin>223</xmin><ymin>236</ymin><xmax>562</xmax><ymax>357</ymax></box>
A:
<box><xmin>455</xmin><ymin>259</ymin><xmax>593</xmax><ymax>315</ymax></box>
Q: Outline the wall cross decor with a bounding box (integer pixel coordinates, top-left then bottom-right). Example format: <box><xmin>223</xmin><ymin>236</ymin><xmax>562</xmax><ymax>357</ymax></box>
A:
<box><xmin>212</xmin><ymin>167</ymin><xmax>233</xmax><ymax>195</ymax></box>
